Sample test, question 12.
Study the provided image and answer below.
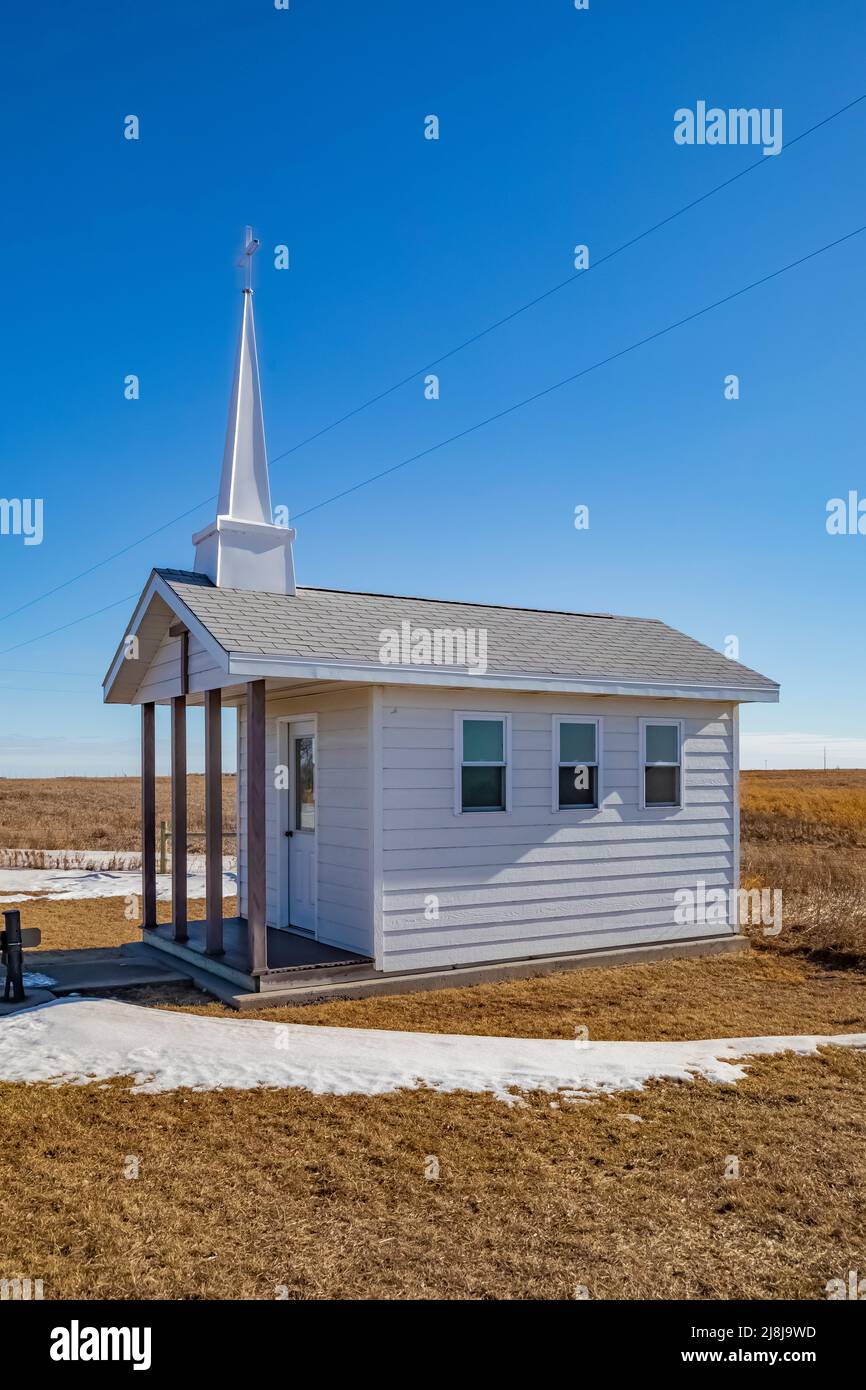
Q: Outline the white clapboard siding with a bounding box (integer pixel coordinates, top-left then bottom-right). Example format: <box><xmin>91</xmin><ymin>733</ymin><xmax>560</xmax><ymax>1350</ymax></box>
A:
<box><xmin>385</xmin><ymin>914</ymin><xmax>718</xmax><ymax>969</ymax></box>
<box><xmin>387</xmin><ymin>903</ymin><xmax>716</xmax><ymax>949</ymax></box>
<box><xmin>318</xmin><ymin>845</ymin><xmax>369</xmax><ymax>873</ymax></box>
<box><xmin>237</xmin><ymin>684</ymin><xmax>373</xmax><ymax>957</ymax></box>
<box><xmin>382</xmin><ymin>843</ymin><xmax>733</xmax><ymax>876</ymax></box>
<box><xmin>384</xmin><ymin>867</ymin><xmax>731</xmax><ymax>911</ymax></box>
<box><xmin>134</xmin><ymin>630</ymin><xmax>225</xmax><ymax>703</ymax></box>
<box><xmin>382</xmin><ymin>814</ymin><xmax>731</xmax><ymax>852</ymax></box>
<box><xmin>385</xmin><ymin>854</ymin><xmax>733</xmax><ymax>894</ymax></box>
<box><xmin>385</xmin><ymin>885</ymin><xmax>724</xmax><ymax>932</ymax></box>
<box><xmin>379</xmin><ymin>686</ymin><xmax>737</xmax><ymax>972</ymax></box>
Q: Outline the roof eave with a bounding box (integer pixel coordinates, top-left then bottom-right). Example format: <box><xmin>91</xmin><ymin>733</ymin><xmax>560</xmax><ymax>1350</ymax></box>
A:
<box><xmin>227</xmin><ymin>652</ymin><xmax>780</xmax><ymax>702</ymax></box>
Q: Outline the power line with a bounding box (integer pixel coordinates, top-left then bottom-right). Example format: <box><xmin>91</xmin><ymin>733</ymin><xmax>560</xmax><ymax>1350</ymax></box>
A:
<box><xmin>268</xmin><ymin>91</ymin><xmax>866</xmax><ymax>468</ymax></box>
<box><xmin>0</xmin><ymin>499</ymin><xmax>214</xmax><ymax>627</ymax></box>
<box><xmin>4</xmin><ymin>219</ymin><xmax>863</xmax><ymax>664</ymax></box>
<box><xmin>289</xmin><ymin>223</ymin><xmax>866</xmax><ymax>519</ymax></box>
<box><xmin>0</xmin><ymin>687</ymin><xmax>100</xmax><ymax>696</ymax></box>
<box><xmin>0</xmin><ymin>666</ymin><xmax>98</xmax><ymax>676</ymax></box>
<box><xmin>0</xmin><ymin>594</ymin><xmax>138</xmax><ymax>658</ymax></box>
<box><xmin>1</xmin><ymin>90</ymin><xmax>862</xmax><ymax>632</ymax></box>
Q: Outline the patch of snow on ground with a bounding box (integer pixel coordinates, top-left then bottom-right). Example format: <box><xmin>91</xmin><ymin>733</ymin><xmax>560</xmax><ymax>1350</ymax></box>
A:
<box><xmin>0</xmin><ymin>868</ymin><xmax>237</xmax><ymax>903</ymax></box>
<box><xmin>0</xmin><ymin>848</ymin><xmax>237</xmax><ymax>872</ymax></box>
<box><xmin>0</xmin><ymin>998</ymin><xmax>864</xmax><ymax>1103</ymax></box>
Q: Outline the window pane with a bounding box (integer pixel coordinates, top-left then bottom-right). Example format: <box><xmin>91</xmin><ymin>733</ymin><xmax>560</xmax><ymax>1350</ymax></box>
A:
<box><xmin>645</xmin><ymin>765</ymin><xmax>679</xmax><ymax>806</ymax></box>
<box><xmin>558</xmin><ymin>764</ymin><xmax>598</xmax><ymax>808</ymax></box>
<box><xmin>645</xmin><ymin>723</ymin><xmax>679</xmax><ymax>763</ymax></box>
<box><xmin>462</xmin><ymin>765</ymin><xmax>505</xmax><ymax>811</ymax></box>
<box><xmin>462</xmin><ymin>719</ymin><xmax>503</xmax><ymax>763</ymax></box>
<box><xmin>559</xmin><ymin>721</ymin><xmax>595</xmax><ymax>764</ymax></box>
<box><xmin>294</xmin><ymin>736</ymin><xmax>316</xmax><ymax>830</ymax></box>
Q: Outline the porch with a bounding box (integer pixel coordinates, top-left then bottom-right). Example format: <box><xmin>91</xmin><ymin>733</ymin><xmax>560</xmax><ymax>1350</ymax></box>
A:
<box><xmin>143</xmin><ymin>917</ymin><xmax>373</xmax><ymax>994</ymax></box>
<box><xmin>139</xmin><ymin>675</ymin><xmax>373</xmax><ymax>996</ymax></box>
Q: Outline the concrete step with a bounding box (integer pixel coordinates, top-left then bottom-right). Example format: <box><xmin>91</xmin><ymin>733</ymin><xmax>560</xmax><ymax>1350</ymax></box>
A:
<box><xmin>23</xmin><ymin>947</ymin><xmax>190</xmax><ymax>995</ymax></box>
<box><xmin>124</xmin><ymin>943</ymin><xmax>255</xmax><ymax>1009</ymax></box>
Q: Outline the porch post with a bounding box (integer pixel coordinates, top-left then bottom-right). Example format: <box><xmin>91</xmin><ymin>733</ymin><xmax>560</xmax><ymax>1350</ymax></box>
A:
<box><xmin>171</xmin><ymin>694</ymin><xmax>188</xmax><ymax>942</ymax></box>
<box><xmin>246</xmin><ymin>679</ymin><xmax>268</xmax><ymax>975</ymax></box>
<box><xmin>140</xmin><ymin>702</ymin><xmax>157</xmax><ymax>929</ymax></box>
<box><xmin>205</xmin><ymin>687</ymin><xmax>224</xmax><ymax>955</ymax></box>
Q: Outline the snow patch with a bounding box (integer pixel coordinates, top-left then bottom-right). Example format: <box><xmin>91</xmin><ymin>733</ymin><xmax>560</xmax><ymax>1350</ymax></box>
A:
<box><xmin>0</xmin><ymin>848</ymin><xmax>237</xmax><ymax>872</ymax></box>
<box><xmin>0</xmin><ymin>998</ymin><xmax>863</xmax><ymax>1103</ymax></box>
<box><xmin>0</xmin><ymin>868</ymin><xmax>237</xmax><ymax>903</ymax></box>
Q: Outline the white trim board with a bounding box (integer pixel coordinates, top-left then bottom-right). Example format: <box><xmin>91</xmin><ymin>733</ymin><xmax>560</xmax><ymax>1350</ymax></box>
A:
<box><xmin>227</xmin><ymin>654</ymin><xmax>778</xmax><ymax>704</ymax></box>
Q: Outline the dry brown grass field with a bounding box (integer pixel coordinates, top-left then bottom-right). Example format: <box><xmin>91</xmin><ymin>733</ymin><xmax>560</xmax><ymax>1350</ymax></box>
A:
<box><xmin>0</xmin><ymin>774</ymin><xmax>236</xmax><ymax>851</ymax></box>
<box><xmin>741</xmin><ymin>768</ymin><xmax>866</xmax><ymax>844</ymax></box>
<box><xmin>741</xmin><ymin>769</ymin><xmax>866</xmax><ymax>964</ymax></box>
<box><xmin>1</xmin><ymin>770</ymin><xmax>864</xmax><ymax>1300</ymax></box>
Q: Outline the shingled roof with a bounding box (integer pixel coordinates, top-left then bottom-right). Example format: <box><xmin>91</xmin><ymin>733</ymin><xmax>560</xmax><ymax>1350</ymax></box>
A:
<box><xmin>151</xmin><ymin>568</ymin><xmax>778</xmax><ymax>698</ymax></box>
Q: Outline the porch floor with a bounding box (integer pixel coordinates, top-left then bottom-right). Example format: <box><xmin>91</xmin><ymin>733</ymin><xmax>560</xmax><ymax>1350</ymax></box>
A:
<box><xmin>144</xmin><ymin>918</ymin><xmax>373</xmax><ymax>993</ymax></box>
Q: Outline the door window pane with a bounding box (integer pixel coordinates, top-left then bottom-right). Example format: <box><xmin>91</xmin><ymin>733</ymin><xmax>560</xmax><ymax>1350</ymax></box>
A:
<box><xmin>294</xmin><ymin>736</ymin><xmax>315</xmax><ymax>830</ymax></box>
<box><xmin>462</xmin><ymin>719</ymin><xmax>503</xmax><ymax>763</ymax></box>
<box><xmin>645</xmin><ymin>723</ymin><xmax>679</xmax><ymax>763</ymax></box>
<box><xmin>462</xmin><ymin>766</ymin><xmax>505</xmax><ymax>811</ymax></box>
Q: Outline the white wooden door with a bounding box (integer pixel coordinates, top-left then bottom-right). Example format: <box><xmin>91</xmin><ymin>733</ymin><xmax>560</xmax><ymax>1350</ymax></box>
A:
<box><xmin>287</xmin><ymin>720</ymin><xmax>317</xmax><ymax>934</ymax></box>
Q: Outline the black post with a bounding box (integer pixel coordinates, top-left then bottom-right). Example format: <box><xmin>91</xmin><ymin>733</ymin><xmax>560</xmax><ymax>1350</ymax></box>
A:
<box><xmin>2</xmin><ymin>910</ymin><xmax>26</xmax><ymax>1003</ymax></box>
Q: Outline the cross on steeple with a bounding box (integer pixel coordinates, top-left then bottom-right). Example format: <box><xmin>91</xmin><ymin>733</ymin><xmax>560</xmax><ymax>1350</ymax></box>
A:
<box><xmin>241</xmin><ymin>225</ymin><xmax>261</xmax><ymax>292</ymax></box>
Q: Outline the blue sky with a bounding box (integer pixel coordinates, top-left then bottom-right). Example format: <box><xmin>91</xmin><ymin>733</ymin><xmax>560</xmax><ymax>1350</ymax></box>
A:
<box><xmin>0</xmin><ymin>0</ymin><xmax>864</xmax><ymax>775</ymax></box>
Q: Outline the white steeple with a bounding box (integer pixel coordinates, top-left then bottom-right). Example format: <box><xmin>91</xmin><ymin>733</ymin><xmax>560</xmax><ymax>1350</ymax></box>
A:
<box><xmin>192</xmin><ymin>227</ymin><xmax>296</xmax><ymax>594</ymax></box>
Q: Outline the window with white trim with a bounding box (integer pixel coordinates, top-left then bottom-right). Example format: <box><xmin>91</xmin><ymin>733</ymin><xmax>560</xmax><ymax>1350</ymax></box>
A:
<box><xmin>456</xmin><ymin>714</ymin><xmax>509</xmax><ymax>813</ymax></box>
<box><xmin>641</xmin><ymin>719</ymin><xmax>683</xmax><ymax>808</ymax></box>
<box><xmin>553</xmin><ymin>717</ymin><xmax>600</xmax><ymax>809</ymax></box>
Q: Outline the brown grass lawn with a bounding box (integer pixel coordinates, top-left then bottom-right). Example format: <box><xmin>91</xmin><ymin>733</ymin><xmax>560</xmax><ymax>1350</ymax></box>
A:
<box><xmin>1</xmin><ymin>771</ymin><xmax>865</xmax><ymax>1299</ymax></box>
<box><xmin>22</xmin><ymin>895</ymin><xmax>237</xmax><ymax>953</ymax></box>
<box><xmin>146</xmin><ymin>952</ymin><xmax>866</xmax><ymax>1042</ymax></box>
<box><xmin>1</xmin><ymin>1047</ymin><xmax>864</xmax><ymax>1301</ymax></box>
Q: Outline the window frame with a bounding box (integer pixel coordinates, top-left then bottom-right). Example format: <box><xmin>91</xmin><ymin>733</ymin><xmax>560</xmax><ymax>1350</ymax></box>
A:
<box><xmin>639</xmin><ymin>717</ymin><xmax>684</xmax><ymax>810</ymax></box>
<box><xmin>453</xmin><ymin>712</ymin><xmax>512</xmax><ymax>816</ymax></box>
<box><xmin>551</xmin><ymin>715</ymin><xmax>603</xmax><ymax>813</ymax></box>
